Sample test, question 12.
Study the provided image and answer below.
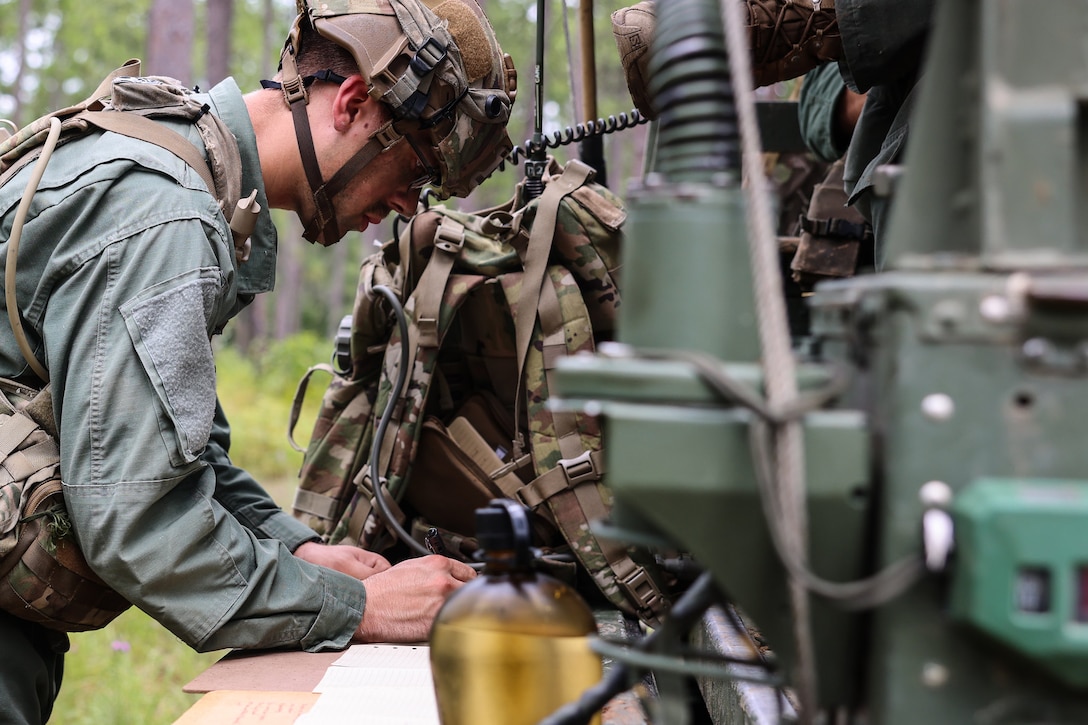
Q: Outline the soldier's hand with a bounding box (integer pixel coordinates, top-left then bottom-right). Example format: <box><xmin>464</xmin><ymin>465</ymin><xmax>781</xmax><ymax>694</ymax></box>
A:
<box><xmin>354</xmin><ymin>555</ymin><xmax>476</xmax><ymax>642</ymax></box>
<box><xmin>294</xmin><ymin>541</ymin><xmax>392</xmax><ymax>580</ymax></box>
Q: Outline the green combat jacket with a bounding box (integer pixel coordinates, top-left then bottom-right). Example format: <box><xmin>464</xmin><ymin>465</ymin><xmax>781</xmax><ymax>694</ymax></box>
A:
<box><xmin>798</xmin><ymin>62</ymin><xmax>852</xmax><ymax>164</ymax></box>
<box><xmin>0</xmin><ymin>78</ymin><xmax>365</xmax><ymax>652</ymax></box>
<box><xmin>798</xmin><ymin>0</ymin><xmax>935</xmax><ymax>266</ymax></box>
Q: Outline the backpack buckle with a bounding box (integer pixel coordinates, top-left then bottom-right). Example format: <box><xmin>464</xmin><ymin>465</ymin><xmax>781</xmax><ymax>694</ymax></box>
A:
<box><xmin>280</xmin><ymin>73</ymin><xmax>308</xmax><ymax>105</ymax></box>
<box><xmin>558</xmin><ymin>450</ymin><xmax>598</xmax><ymax>487</ymax></box>
<box><xmin>434</xmin><ymin>217</ymin><xmax>465</xmax><ymax>254</ymax></box>
<box><xmin>410</xmin><ymin>37</ymin><xmax>448</xmax><ymax>77</ymax></box>
<box><xmin>618</xmin><ymin>565</ymin><xmax>664</xmax><ymax>615</ymax></box>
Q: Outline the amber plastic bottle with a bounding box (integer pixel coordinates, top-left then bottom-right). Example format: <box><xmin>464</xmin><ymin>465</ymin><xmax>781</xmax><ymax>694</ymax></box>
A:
<box><xmin>429</xmin><ymin>500</ymin><xmax>602</xmax><ymax>725</ymax></box>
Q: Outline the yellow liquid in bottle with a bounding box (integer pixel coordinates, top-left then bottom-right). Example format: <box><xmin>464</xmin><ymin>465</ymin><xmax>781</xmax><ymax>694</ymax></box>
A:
<box><xmin>430</xmin><ymin>621</ymin><xmax>603</xmax><ymax>725</ymax></box>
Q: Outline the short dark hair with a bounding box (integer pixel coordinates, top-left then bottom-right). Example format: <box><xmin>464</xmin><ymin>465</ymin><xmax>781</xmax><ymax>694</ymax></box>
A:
<box><xmin>295</xmin><ymin>22</ymin><xmax>360</xmax><ymax>79</ymax></box>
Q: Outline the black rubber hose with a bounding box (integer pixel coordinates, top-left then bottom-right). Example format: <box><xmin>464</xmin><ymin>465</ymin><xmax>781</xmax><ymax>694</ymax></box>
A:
<box><xmin>648</xmin><ymin>0</ymin><xmax>741</xmax><ymax>182</ymax></box>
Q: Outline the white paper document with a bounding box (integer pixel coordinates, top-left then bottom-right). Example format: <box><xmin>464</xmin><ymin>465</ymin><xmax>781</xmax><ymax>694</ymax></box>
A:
<box><xmin>294</xmin><ymin>644</ymin><xmax>440</xmax><ymax>725</ymax></box>
<box><xmin>327</xmin><ymin>644</ymin><xmax>432</xmax><ymax>671</ymax></box>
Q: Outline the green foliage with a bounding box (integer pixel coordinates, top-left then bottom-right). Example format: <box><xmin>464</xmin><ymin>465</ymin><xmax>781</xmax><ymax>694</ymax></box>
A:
<box><xmin>52</xmin><ymin>608</ymin><xmax>221</xmax><ymax>725</ymax></box>
<box><xmin>214</xmin><ymin>331</ymin><xmax>330</xmax><ymax>482</ymax></box>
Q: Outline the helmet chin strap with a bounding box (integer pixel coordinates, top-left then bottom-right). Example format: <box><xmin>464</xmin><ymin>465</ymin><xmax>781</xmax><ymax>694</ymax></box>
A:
<box><xmin>274</xmin><ymin>20</ymin><xmax>404</xmax><ymax>245</ymax></box>
<box><xmin>291</xmin><ymin>105</ymin><xmax>403</xmax><ymax>245</ymax></box>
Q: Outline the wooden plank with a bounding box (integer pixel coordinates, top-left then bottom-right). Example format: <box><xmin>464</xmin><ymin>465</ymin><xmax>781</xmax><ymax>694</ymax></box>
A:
<box><xmin>183</xmin><ymin>650</ymin><xmax>342</xmax><ymax>694</ymax></box>
<box><xmin>172</xmin><ymin>690</ymin><xmax>319</xmax><ymax>725</ymax></box>
<box><xmin>181</xmin><ymin>611</ymin><xmax>652</xmax><ymax>724</ymax></box>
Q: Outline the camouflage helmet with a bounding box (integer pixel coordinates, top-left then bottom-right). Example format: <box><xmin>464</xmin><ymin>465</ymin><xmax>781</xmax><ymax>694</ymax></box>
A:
<box><xmin>284</xmin><ymin>0</ymin><xmax>517</xmax><ymax>204</ymax></box>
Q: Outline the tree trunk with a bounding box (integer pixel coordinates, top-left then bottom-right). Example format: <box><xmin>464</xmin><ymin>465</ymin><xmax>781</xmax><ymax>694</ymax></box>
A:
<box><xmin>10</xmin><ymin>0</ymin><xmax>31</xmax><ymax>125</ymax></box>
<box><xmin>326</xmin><ymin>237</ymin><xmax>350</xmax><ymax>338</ymax></box>
<box><xmin>263</xmin><ymin>0</ymin><xmax>277</xmax><ymax>75</ymax></box>
<box><xmin>206</xmin><ymin>0</ymin><xmax>234</xmax><ymax>85</ymax></box>
<box><xmin>146</xmin><ymin>0</ymin><xmax>194</xmax><ymax>85</ymax></box>
<box><xmin>275</xmin><ymin>218</ymin><xmax>304</xmax><ymax>340</ymax></box>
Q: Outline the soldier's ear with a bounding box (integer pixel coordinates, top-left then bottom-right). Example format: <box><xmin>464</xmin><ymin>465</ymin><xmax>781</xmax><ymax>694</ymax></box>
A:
<box><xmin>332</xmin><ymin>75</ymin><xmax>373</xmax><ymax>131</ymax></box>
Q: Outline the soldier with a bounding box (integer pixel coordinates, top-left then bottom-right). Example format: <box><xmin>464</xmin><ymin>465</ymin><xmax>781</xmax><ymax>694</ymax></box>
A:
<box><xmin>0</xmin><ymin>1</ymin><xmax>515</xmax><ymax>723</ymax></box>
<box><xmin>749</xmin><ymin>0</ymin><xmax>935</xmax><ymax>265</ymax></box>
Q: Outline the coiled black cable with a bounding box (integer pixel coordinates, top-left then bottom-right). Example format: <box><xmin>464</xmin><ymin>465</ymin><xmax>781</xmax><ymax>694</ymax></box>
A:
<box><xmin>500</xmin><ymin>108</ymin><xmax>651</xmax><ymax>172</ymax></box>
<box><xmin>389</xmin><ymin>108</ymin><xmax>649</xmax><ymax>233</ymax></box>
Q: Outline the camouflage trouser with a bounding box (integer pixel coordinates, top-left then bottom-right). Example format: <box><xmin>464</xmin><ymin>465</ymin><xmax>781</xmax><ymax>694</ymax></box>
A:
<box><xmin>0</xmin><ymin>611</ymin><xmax>67</xmax><ymax>725</ymax></box>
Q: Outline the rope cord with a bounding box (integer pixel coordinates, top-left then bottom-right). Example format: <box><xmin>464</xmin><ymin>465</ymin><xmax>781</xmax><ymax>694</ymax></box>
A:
<box><xmin>719</xmin><ymin>0</ymin><xmax>818</xmax><ymax>718</ymax></box>
<box><xmin>6</xmin><ymin>116</ymin><xmax>60</xmax><ymax>383</ymax></box>
<box><xmin>600</xmin><ymin>344</ymin><xmax>923</xmax><ymax>609</ymax></box>
<box><xmin>748</xmin><ymin>419</ymin><xmax>925</xmax><ymax>608</ymax></box>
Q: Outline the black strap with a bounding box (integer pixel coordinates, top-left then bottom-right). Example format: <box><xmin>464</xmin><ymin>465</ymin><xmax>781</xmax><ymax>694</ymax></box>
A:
<box><xmin>259</xmin><ymin>70</ymin><xmax>349</xmax><ymax>92</ymax></box>
<box><xmin>799</xmin><ymin>213</ymin><xmax>873</xmax><ymax>242</ymax></box>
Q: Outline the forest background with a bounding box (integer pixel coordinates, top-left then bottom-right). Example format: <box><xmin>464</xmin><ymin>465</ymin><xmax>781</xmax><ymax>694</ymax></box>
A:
<box><xmin>2</xmin><ymin>0</ymin><xmax>655</xmax><ymax>355</ymax></box>
<box><xmin>0</xmin><ymin>0</ymin><xmax>655</xmax><ymax>722</ymax></box>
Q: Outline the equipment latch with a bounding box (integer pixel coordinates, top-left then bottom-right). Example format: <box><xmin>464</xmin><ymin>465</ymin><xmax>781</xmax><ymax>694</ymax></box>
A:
<box><xmin>558</xmin><ymin>450</ymin><xmax>599</xmax><ymax>488</ymax></box>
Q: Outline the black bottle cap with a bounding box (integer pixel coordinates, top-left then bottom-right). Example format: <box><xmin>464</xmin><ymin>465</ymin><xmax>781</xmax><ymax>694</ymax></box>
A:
<box><xmin>476</xmin><ymin>507</ymin><xmax>515</xmax><ymax>552</ymax></box>
<box><xmin>475</xmin><ymin>500</ymin><xmax>534</xmax><ymax>568</ymax></box>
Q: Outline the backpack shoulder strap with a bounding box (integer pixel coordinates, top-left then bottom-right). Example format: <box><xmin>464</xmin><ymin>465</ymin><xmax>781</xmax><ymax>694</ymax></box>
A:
<box><xmin>507</xmin><ymin>261</ymin><xmax>669</xmax><ymax>625</ymax></box>
<box><xmin>0</xmin><ymin>59</ymin><xmax>141</xmax><ymax>182</ymax></box>
<box><xmin>510</xmin><ymin>160</ymin><xmax>594</xmax><ymax>455</ymax></box>
<box><xmin>2</xmin><ymin>63</ymin><xmax>254</xmax><ymax>383</ymax></box>
<box><xmin>412</xmin><ymin>214</ymin><xmax>466</xmax><ymax>348</ymax></box>
<box><xmin>77</xmin><ymin>110</ymin><xmax>217</xmax><ymax>195</ymax></box>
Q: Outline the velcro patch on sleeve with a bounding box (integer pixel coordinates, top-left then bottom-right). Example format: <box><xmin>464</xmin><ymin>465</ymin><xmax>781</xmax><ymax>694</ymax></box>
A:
<box><xmin>120</xmin><ymin>268</ymin><xmax>222</xmax><ymax>465</ymax></box>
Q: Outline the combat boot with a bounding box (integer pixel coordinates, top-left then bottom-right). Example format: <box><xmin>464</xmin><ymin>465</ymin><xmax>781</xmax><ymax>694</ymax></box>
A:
<box><xmin>613</xmin><ymin>0</ymin><xmax>842</xmax><ymax>112</ymax></box>
<box><xmin>747</xmin><ymin>0</ymin><xmax>842</xmax><ymax>87</ymax></box>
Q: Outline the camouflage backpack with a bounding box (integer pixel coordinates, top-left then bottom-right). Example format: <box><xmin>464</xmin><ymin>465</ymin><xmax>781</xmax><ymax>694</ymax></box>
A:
<box><xmin>290</xmin><ymin>159</ymin><xmax>671</xmax><ymax>625</ymax></box>
<box><xmin>0</xmin><ymin>60</ymin><xmax>251</xmax><ymax>631</ymax></box>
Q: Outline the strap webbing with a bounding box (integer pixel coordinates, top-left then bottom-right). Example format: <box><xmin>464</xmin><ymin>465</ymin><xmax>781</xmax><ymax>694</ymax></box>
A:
<box><xmin>514</xmin><ymin>449</ymin><xmax>606</xmax><ymax>509</ymax></box>
<box><xmin>513</xmin><ymin>262</ymin><xmax>668</xmax><ymax>623</ymax></box>
<box><xmin>510</xmin><ymin>161</ymin><xmax>593</xmax><ymax>454</ymax></box>
<box><xmin>78</xmin><ymin>111</ymin><xmax>217</xmax><ymax>196</ymax></box>
<box><xmin>413</xmin><ymin>216</ymin><xmax>466</xmax><ymax>348</ymax></box>
<box><xmin>290</xmin><ymin>100</ymin><xmax>341</xmax><ymax>244</ymax></box>
<box><xmin>0</xmin><ymin>413</ymin><xmax>38</xmax><ymax>458</ymax></box>
<box><xmin>292</xmin><ymin>488</ymin><xmax>341</xmax><ymax>521</ymax></box>
<box><xmin>513</xmin><ymin>447</ymin><xmax>665</xmax><ymax>621</ymax></box>
<box><xmin>287</xmin><ymin>363</ymin><xmax>335</xmax><ymax>453</ymax></box>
